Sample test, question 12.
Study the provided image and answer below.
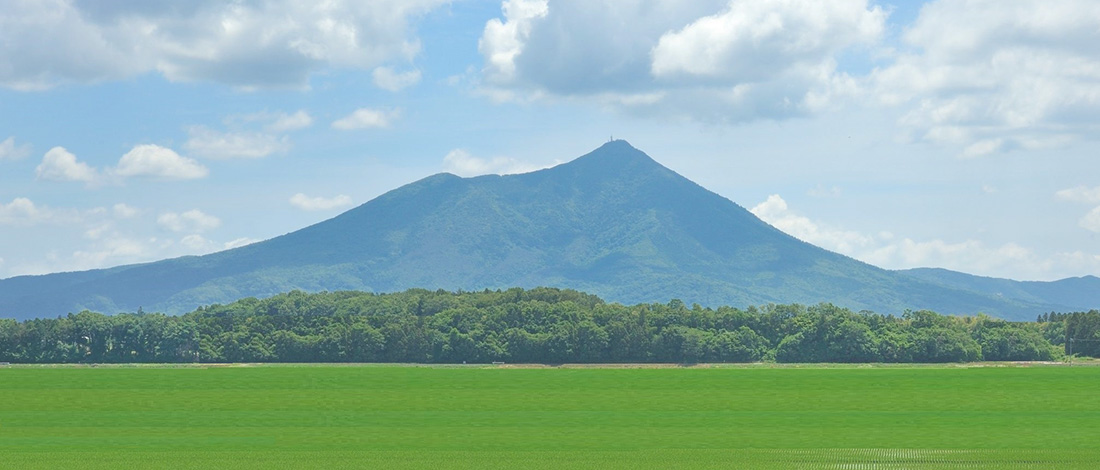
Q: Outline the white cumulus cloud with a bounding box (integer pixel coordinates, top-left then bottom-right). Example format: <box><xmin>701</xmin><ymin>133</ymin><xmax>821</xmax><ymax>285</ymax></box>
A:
<box><xmin>651</xmin><ymin>0</ymin><xmax>884</xmax><ymax>81</ymax></box>
<box><xmin>1080</xmin><ymin>207</ymin><xmax>1100</xmax><ymax>233</ymax></box>
<box><xmin>473</xmin><ymin>0</ymin><xmax>1100</xmax><ymax>141</ymax></box>
<box><xmin>442</xmin><ymin>148</ymin><xmax>544</xmax><ymax>177</ymax></box>
<box><xmin>0</xmin><ymin>136</ymin><xmax>32</xmax><ymax>160</ymax></box>
<box><xmin>289</xmin><ymin>193</ymin><xmax>354</xmax><ymax>211</ymax></box>
<box><xmin>1056</xmin><ymin>186</ymin><xmax>1100</xmax><ymax>204</ymax></box>
<box><xmin>750</xmin><ymin>194</ymin><xmax>876</xmax><ymax>256</ymax></box>
<box><xmin>372</xmin><ymin>66</ymin><xmax>422</xmax><ymax>91</ymax></box>
<box><xmin>0</xmin><ymin>197</ymin><xmax>87</xmax><ymax>226</ymax></box>
<box><xmin>157</xmin><ymin>209</ymin><xmax>221</xmax><ymax>233</ymax></box>
<box><xmin>35</xmin><ymin>147</ymin><xmax>100</xmax><ymax>183</ymax></box>
<box><xmin>266</xmin><ymin>110</ymin><xmax>314</xmax><ymax>132</ymax></box>
<box><xmin>479</xmin><ymin>0</ymin><xmax>549</xmax><ymax>84</ymax></box>
<box><xmin>35</xmin><ymin>145</ymin><xmax>207</xmax><ymax>185</ymax></box>
<box><xmin>114</xmin><ymin>144</ymin><xmax>208</xmax><ymax>180</ymax></box>
<box><xmin>332</xmin><ymin>108</ymin><xmax>399</xmax><ymax>130</ymax></box>
<box><xmin>0</xmin><ymin>198</ymin><xmax>47</xmax><ymax>226</ymax></box>
<box><xmin>0</xmin><ymin>0</ymin><xmax>448</xmax><ymax>90</ymax></box>
<box><xmin>477</xmin><ymin>0</ymin><xmax>884</xmax><ymax>121</ymax></box>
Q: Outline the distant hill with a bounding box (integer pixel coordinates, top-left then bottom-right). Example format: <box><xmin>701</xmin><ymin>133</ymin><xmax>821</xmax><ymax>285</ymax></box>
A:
<box><xmin>897</xmin><ymin>268</ymin><xmax>1100</xmax><ymax>315</ymax></box>
<box><xmin>0</xmin><ymin>141</ymin><xmax>1095</xmax><ymax>321</ymax></box>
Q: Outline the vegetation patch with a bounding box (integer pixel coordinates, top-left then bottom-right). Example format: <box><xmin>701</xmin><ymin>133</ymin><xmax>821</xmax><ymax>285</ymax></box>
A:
<box><xmin>3</xmin><ymin>288</ymin><xmax>1097</xmax><ymax>364</ymax></box>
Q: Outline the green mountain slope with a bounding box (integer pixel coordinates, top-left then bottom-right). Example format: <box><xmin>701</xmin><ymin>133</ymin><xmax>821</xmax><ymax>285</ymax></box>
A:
<box><xmin>0</xmin><ymin>141</ymin><xmax>1090</xmax><ymax>321</ymax></box>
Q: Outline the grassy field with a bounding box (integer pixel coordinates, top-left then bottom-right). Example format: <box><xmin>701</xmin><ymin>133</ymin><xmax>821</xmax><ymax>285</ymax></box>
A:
<box><xmin>1</xmin><ymin>364</ymin><xmax>1098</xmax><ymax>468</ymax></box>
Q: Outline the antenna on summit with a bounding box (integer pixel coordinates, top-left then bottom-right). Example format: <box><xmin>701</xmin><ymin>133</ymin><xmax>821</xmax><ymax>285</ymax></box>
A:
<box><xmin>609</xmin><ymin>134</ymin><xmax>614</xmax><ymax>142</ymax></box>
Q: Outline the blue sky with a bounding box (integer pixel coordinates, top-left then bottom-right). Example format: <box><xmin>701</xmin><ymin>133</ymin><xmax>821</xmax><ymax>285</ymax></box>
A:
<box><xmin>1</xmin><ymin>0</ymin><xmax>1098</xmax><ymax>281</ymax></box>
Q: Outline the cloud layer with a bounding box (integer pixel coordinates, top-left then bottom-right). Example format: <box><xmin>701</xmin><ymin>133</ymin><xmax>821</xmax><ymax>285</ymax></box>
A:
<box><xmin>475</xmin><ymin>0</ymin><xmax>1100</xmax><ymax>152</ymax></box>
<box><xmin>332</xmin><ymin>108</ymin><xmax>399</xmax><ymax>130</ymax></box>
<box><xmin>478</xmin><ymin>0</ymin><xmax>884</xmax><ymax>120</ymax></box>
<box><xmin>0</xmin><ymin>0</ymin><xmax>447</xmax><ymax>90</ymax></box>
<box><xmin>870</xmin><ymin>0</ymin><xmax>1100</xmax><ymax>155</ymax></box>
<box><xmin>185</xmin><ymin>110</ymin><xmax>313</xmax><ymax>159</ymax></box>
<box><xmin>185</xmin><ymin>126</ymin><xmax>291</xmax><ymax>159</ymax></box>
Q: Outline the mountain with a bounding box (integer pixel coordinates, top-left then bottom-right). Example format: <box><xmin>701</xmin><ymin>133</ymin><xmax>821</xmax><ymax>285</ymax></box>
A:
<box><xmin>0</xmin><ymin>141</ymin><xmax>1094</xmax><ymax>321</ymax></box>
<box><xmin>898</xmin><ymin>268</ymin><xmax>1100</xmax><ymax>313</ymax></box>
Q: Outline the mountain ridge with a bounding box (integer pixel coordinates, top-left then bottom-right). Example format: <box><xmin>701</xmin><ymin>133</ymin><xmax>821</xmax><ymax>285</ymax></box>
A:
<box><xmin>897</xmin><ymin>267</ymin><xmax>1100</xmax><ymax>313</ymax></box>
<box><xmin>0</xmin><ymin>140</ymin><xmax>1095</xmax><ymax>321</ymax></box>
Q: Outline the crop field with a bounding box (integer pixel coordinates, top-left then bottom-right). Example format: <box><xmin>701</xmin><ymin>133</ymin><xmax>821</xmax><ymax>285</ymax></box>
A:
<box><xmin>1</xmin><ymin>364</ymin><xmax>1099</xmax><ymax>469</ymax></box>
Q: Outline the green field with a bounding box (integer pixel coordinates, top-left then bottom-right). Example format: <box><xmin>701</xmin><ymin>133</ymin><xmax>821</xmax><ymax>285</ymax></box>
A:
<box><xmin>2</xmin><ymin>364</ymin><xmax>1098</xmax><ymax>469</ymax></box>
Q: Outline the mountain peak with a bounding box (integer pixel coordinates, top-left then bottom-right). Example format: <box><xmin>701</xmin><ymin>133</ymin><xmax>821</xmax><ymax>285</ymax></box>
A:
<box><xmin>586</xmin><ymin>139</ymin><xmax>650</xmax><ymax>161</ymax></box>
<box><xmin>553</xmin><ymin>139</ymin><xmax>668</xmax><ymax>175</ymax></box>
<box><xmin>599</xmin><ymin>138</ymin><xmax>638</xmax><ymax>151</ymax></box>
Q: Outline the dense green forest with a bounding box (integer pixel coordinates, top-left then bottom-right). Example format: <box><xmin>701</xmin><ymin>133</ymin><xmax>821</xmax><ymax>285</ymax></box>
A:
<box><xmin>1</xmin><ymin>288</ymin><xmax>1097</xmax><ymax>364</ymax></box>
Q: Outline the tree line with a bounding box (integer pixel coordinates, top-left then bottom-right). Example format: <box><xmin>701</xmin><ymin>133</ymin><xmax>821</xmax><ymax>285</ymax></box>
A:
<box><xmin>1</xmin><ymin>287</ymin><xmax>1095</xmax><ymax>364</ymax></box>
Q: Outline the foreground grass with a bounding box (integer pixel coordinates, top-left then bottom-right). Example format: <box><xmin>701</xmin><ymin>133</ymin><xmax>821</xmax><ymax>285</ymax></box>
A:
<box><xmin>1</xmin><ymin>365</ymin><xmax>1098</xmax><ymax>468</ymax></box>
